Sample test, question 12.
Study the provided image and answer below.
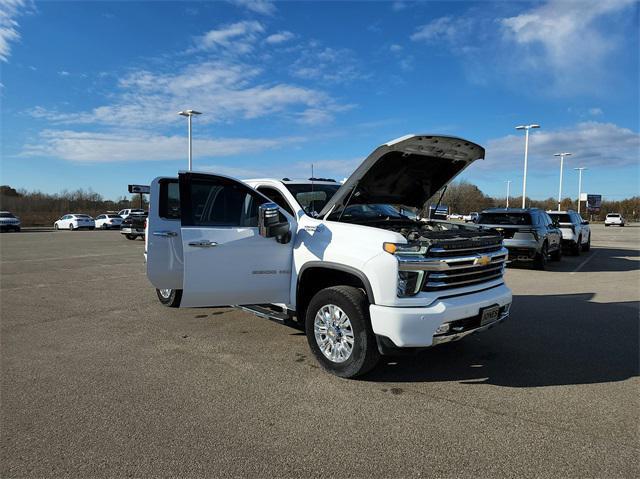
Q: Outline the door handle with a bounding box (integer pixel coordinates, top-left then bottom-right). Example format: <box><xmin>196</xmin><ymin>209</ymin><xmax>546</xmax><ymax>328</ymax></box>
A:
<box><xmin>188</xmin><ymin>240</ymin><xmax>218</xmax><ymax>248</ymax></box>
<box><xmin>153</xmin><ymin>231</ymin><xmax>177</xmax><ymax>237</ymax></box>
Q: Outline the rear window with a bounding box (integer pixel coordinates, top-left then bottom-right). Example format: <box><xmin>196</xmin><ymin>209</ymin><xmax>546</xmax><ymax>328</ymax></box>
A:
<box><xmin>477</xmin><ymin>212</ymin><xmax>532</xmax><ymax>225</ymax></box>
<box><xmin>106</xmin><ymin>214</ymin><xmax>120</xmax><ymax>218</ymax></box>
<box><xmin>607</xmin><ymin>214</ymin><xmax>620</xmax><ymax>217</ymax></box>
<box><xmin>75</xmin><ymin>215</ymin><xmax>92</xmax><ymax>219</ymax></box>
<box><xmin>548</xmin><ymin>213</ymin><xmax>572</xmax><ymax>223</ymax></box>
<box><xmin>0</xmin><ymin>212</ymin><xmax>15</xmax><ymax>218</ymax></box>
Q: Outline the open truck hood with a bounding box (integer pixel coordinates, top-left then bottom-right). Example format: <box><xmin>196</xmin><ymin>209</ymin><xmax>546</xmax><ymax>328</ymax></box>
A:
<box><xmin>319</xmin><ymin>134</ymin><xmax>485</xmax><ymax>218</ymax></box>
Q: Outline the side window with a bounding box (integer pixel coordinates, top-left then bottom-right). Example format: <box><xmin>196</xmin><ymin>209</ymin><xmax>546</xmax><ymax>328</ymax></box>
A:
<box><xmin>257</xmin><ymin>186</ymin><xmax>294</xmax><ymax>216</ymax></box>
<box><xmin>182</xmin><ymin>177</ymin><xmax>266</xmax><ymax>227</ymax></box>
<box><xmin>159</xmin><ymin>179</ymin><xmax>181</xmax><ymax>219</ymax></box>
<box><xmin>96</xmin><ymin>215</ymin><xmax>103</xmax><ymax>220</ymax></box>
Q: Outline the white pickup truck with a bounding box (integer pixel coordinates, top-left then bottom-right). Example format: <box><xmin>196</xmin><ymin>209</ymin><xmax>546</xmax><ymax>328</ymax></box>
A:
<box><xmin>146</xmin><ymin>135</ymin><xmax>512</xmax><ymax>377</ymax></box>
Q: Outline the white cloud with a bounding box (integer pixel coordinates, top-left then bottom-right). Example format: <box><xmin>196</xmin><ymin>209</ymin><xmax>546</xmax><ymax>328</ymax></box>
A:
<box><xmin>227</xmin><ymin>0</ymin><xmax>276</xmax><ymax>16</ymax></box>
<box><xmin>500</xmin><ymin>0</ymin><xmax>635</xmax><ymax>90</ymax></box>
<box><xmin>290</xmin><ymin>44</ymin><xmax>365</xmax><ymax>84</ymax></box>
<box><xmin>30</xmin><ymin>60</ymin><xmax>345</xmax><ymax>127</ymax></box>
<box><xmin>589</xmin><ymin>107</ymin><xmax>603</xmax><ymax>116</ymax></box>
<box><xmin>21</xmin><ymin>129</ymin><xmax>306</xmax><ymax>163</ymax></box>
<box><xmin>411</xmin><ymin>16</ymin><xmax>473</xmax><ymax>43</ymax></box>
<box><xmin>57</xmin><ymin>70</ymin><xmax>69</xmax><ymax>76</ymax></box>
<box><xmin>0</xmin><ymin>0</ymin><xmax>32</xmax><ymax>62</ymax></box>
<box><xmin>411</xmin><ymin>0</ymin><xmax>636</xmax><ymax>94</ymax></box>
<box><xmin>391</xmin><ymin>1</ymin><xmax>407</xmax><ymax>12</ymax></box>
<box><xmin>265</xmin><ymin>31</ymin><xmax>294</xmax><ymax>44</ymax></box>
<box><xmin>389</xmin><ymin>44</ymin><xmax>403</xmax><ymax>52</ymax></box>
<box><xmin>196</xmin><ymin>20</ymin><xmax>264</xmax><ymax>53</ymax></box>
<box><xmin>482</xmin><ymin>122</ymin><xmax>640</xmax><ymax>171</ymax></box>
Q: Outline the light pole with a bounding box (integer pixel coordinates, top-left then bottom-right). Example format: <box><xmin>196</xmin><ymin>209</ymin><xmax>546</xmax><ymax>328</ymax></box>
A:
<box><xmin>505</xmin><ymin>180</ymin><xmax>512</xmax><ymax>208</ymax></box>
<box><xmin>554</xmin><ymin>152</ymin><xmax>572</xmax><ymax>211</ymax></box>
<box><xmin>574</xmin><ymin>167</ymin><xmax>587</xmax><ymax>214</ymax></box>
<box><xmin>515</xmin><ymin>124</ymin><xmax>540</xmax><ymax>208</ymax></box>
<box><xmin>178</xmin><ymin>110</ymin><xmax>202</xmax><ymax>171</ymax></box>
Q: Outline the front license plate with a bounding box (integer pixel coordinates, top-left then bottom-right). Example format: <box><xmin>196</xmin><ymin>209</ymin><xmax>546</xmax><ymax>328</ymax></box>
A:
<box><xmin>480</xmin><ymin>305</ymin><xmax>500</xmax><ymax>326</ymax></box>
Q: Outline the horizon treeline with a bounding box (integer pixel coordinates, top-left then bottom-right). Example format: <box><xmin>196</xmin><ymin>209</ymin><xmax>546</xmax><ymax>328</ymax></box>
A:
<box><xmin>1</xmin><ymin>182</ymin><xmax>638</xmax><ymax>226</ymax></box>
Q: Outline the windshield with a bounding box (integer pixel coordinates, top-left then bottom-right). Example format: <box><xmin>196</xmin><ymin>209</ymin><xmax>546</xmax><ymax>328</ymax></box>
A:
<box><xmin>0</xmin><ymin>212</ymin><xmax>16</xmax><ymax>218</ymax></box>
<box><xmin>548</xmin><ymin>213</ymin><xmax>572</xmax><ymax>223</ymax></box>
<box><xmin>284</xmin><ymin>184</ymin><xmax>341</xmax><ymax>216</ymax></box>
<box><xmin>106</xmin><ymin>215</ymin><xmax>121</xmax><ymax>218</ymax></box>
<box><xmin>75</xmin><ymin>215</ymin><xmax>92</xmax><ymax>219</ymax></box>
<box><xmin>327</xmin><ymin>203</ymin><xmax>409</xmax><ymax>222</ymax></box>
<box><xmin>477</xmin><ymin>212</ymin><xmax>532</xmax><ymax>225</ymax></box>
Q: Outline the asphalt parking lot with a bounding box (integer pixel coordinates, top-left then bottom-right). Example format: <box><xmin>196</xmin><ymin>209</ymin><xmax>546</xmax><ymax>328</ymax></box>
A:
<box><xmin>1</xmin><ymin>224</ymin><xmax>638</xmax><ymax>478</ymax></box>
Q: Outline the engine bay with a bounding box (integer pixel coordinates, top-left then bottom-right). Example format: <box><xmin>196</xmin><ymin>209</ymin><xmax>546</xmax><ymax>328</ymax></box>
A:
<box><xmin>365</xmin><ymin>219</ymin><xmax>502</xmax><ymax>249</ymax></box>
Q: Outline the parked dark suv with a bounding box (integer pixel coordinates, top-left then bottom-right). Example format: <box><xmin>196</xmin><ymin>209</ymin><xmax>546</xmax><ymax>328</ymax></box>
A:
<box><xmin>476</xmin><ymin>208</ymin><xmax>562</xmax><ymax>269</ymax></box>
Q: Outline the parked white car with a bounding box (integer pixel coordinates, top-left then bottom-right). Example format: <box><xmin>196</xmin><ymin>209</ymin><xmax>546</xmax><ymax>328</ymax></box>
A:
<box><xmin>54</xmin><ymin>214</ymin><xmax>95</xmax><ymax>230</ymax></box>
<box><xmin>118</xmin><ymin>208</ymin><xmax>146</xmax><ymax>219</ymax></box>
<box><xmin>604</xmin><ymin>213</ymin><xmax>625</xmax><ymax>227</ymax></box>
<box><xmin>463</xmin><ymin>212</ymin><xmax>479</xmax><ymax>223</ymax></box>
<box><xmin>95</xmin><ymin>214</ymin><xmax>124</xmax><ymax>229</ymax></box>
<box><xmin>447</xmin><ymin>213</ymin><xmax>463</xmax><ymax>220</ymax></box>
<box><xmin>547</xmin><ymin>210</ymin><xmax>591</xmax><ymax>254</ymax></box>
<box><xmin>146</xmin><ymin>134</ymin><xmax>512</xmax><ymax>378</ymax></box>
<box><xmin>0</xmin><ymin>211</ymin><xmax>21</xmax><ymax>232</ymax></box>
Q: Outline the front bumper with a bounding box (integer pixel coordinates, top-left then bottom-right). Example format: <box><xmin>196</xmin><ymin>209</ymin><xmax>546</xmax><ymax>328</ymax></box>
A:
<box><xmin>369</xmin><ymin>283</ymin><xmax>512</xmax><ymax>348</ymax></box>
<box><xmin>0</xmin><ymin>224</ymin><xmax>20</xmax><ymax>231</ymax></box>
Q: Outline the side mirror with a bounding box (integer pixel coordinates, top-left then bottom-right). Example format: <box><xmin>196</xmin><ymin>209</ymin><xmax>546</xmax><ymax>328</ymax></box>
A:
<box><xmin>258</xmin><ymin>202</ymin><xmax>290</xmax><ymax>241</ymax></box>
<box><xmin>582</xmin><ymin>221</ymin><xmax>589</xmax><ymax>225</ymax></box>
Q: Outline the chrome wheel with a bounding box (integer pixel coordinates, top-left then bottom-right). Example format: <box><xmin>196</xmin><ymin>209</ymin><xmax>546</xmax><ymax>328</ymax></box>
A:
<box><xmin>158</xmin><ymin>288</ymin><xmax>172</xmax><ymax>299</ymax></box>
<box><xmin>314</xmin><ymin>304</ymin><xmax>354</xmax><ymax>363</ymax></box>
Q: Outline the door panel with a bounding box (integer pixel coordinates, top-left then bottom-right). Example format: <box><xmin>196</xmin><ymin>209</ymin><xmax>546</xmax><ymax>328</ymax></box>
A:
<box><xmin>146</xmin><ymin>178</ymin><xmax>183</xmax><ymax>289</ymax></box>
<box><xmin>178</xmin><ymin>172</ymin><xmax>293</xmax><ymax>308</ymax></box>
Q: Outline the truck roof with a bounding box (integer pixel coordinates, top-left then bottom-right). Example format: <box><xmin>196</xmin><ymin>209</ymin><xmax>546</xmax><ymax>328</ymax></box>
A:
<box><xmin>245</xmin><ymin>178</ymin><xmax>340</xmax><ymax>186</ymax></box>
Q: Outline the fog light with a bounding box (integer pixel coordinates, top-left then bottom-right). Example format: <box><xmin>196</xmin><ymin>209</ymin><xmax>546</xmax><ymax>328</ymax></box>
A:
<box><xmin>397</xmin><ymin>271</ymin><xmax>424</xmax><ymax>297</ymax></box>
<box><xmin>435</xmin><ymin>323</ymin><xmax>450</xmax><ymax>335</ymax></box>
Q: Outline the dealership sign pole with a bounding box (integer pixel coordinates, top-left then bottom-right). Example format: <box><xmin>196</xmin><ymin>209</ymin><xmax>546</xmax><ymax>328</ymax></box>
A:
<box><xmin>178</xmin><ymin>110</ymin><xmax>202</xmax><ymax>171</ymax></box>
<box><xmin>574</xmin><ymin>167</ymin><xmax>587</xmax><ymax>214</ymax></box>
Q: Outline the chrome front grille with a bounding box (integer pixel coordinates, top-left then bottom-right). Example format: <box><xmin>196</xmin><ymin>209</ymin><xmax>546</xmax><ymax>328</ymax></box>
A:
<box><xmin>397</xmin><ymin>242</ymin><xmax>508</xmax><ymax>293</ymax></box>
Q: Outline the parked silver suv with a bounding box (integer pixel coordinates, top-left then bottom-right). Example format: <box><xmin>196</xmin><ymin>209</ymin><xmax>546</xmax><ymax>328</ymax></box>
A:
<box><xmin>547</xmin><ymin>210</ymin><xmax>591</xmax><ymax>255</ymax></box>
<box><xmin>476</xmin><ymin>208</ymin><xmax>562</xmax><ymax>270</ymax></box>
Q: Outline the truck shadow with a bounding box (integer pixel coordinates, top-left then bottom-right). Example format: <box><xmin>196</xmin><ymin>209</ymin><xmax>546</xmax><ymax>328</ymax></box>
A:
<box><xmin>365</xmin><ymin>292</ymin><xmax>639</xmax><ymax>387</ymax></box>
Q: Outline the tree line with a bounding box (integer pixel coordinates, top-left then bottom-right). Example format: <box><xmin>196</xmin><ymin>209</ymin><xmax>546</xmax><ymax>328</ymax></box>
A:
<box><xmin>0</xmin><ymin>186</ymin><xmax>148</xmax><ymax>226</ymax></box>
<box><xmin>1</xmin><ymin>182</ymin><xmax>637</xmax><ymax>226</ymax></box>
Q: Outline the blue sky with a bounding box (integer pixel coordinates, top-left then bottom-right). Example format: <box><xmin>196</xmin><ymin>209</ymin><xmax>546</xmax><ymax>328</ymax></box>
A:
<box><xmin>1</xmin><ymin>0</ymin><xmax>638</xmax><ymax>202</ymax></box>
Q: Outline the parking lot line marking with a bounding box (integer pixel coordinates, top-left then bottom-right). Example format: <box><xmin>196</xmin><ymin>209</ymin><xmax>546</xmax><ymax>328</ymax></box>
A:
<box><xmin>570</xmin><ymin>250</ymin><xmax>599</xmax><ymax>274</ymax></box>
<box><xmin>0</xmin><ymin>253</ymin><xmax>127</xmax><ymax>264</ymax></box>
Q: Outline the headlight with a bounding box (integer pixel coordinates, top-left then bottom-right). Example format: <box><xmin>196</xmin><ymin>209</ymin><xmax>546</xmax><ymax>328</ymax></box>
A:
<box><xmin>383</xmin><ymin>242</ymin><xmax>428</xmax><ymax>255</ymax></box>
<box><xmin>397</xmin><ymin>271</ymin><xmax>425</xmax><ymax>297</ymax></box>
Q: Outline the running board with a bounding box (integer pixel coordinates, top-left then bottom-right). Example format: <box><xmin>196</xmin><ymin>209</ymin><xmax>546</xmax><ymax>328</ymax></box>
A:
<box><xmin>234</xmin><ymin>305</ymin><xmax>302</xmax><ymax>330</ymax></box>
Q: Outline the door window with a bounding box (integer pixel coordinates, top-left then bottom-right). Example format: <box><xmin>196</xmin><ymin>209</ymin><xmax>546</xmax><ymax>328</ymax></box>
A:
<box><xmin>181</xmin><ymin>176</ymin><xmax>265</xmax><ymax>227</ymax></box>
<box><xmin>256</xmin><ymin>186</ymin><xmax>294</xmax><ymax>216</ymax></box>
<box><xmin>159</xmin><ymin>179</ymin><xmax>181</xmax><ymax>219</ymax></box>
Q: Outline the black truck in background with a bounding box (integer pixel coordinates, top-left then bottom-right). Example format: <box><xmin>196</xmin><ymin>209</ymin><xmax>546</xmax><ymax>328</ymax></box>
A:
<box><xmin>120</xmin><ymin>212</ymin><xmax>146</xmax><ymax>240</ymax></box>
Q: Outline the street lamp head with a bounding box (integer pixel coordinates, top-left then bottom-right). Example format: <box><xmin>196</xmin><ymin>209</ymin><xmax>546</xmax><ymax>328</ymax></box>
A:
<box><xmin>530</xmin><ymin>124</ymin><xmax>540</xmax><ymax>129</ymax></box>
<box><xmin>515</xmin><ymin>124</ymin><xmax>540</xmax><ymax>130</ymax></box>
<box><xmin>515</xmin><ymin>125</ymin><xmax>526</xmax><ymax>130</ymax></box>
<box><xmin>554</xmin><ymin>152</ymin><xmax>572</xmax><ymax>157</ymax></box>
<box><xmin>178</xmin><ymin>109</ymin><xmax>202</xmax><ymax>117</ymax></box>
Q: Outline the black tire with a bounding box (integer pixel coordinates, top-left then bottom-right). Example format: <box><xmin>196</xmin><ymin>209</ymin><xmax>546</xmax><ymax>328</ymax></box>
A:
<box><xmin>54</xmin><ymin>224</ymin><xmax>59</xmax><ymax>230</ymax></box>
<box><xmin>125</xmin><ymin>233</ymin><xmax>137</xmax><ymax>240</ymax></box>
<box><xmin>68</xmin><ymin>223</ymin><xmax>74</xmax><ymax>231</ymax></box>
<box><xmin>305</xmin><ymin>286</ymin><xmax>380</xmax><ymax>378</ymax></box>
<box><xmin>550</xmin><ymin>244</ymin><xmax>562</xmax><ymax>261</ymax></box>
<box><xmin>101</xmin><ymin>224</ymin><xmax>108</xmax><ymax>229</ymax></box>
<box><xmin>582</xmin><ymin>234</ymin><xmax>591</xmax><ymax>252</ymax></box>
<box><xmin>605</xmin><ymin>224</ymin><xmax>609</xmax><ymax>227</ymax></box>
<box><xmin>533</xmin><ymin>242</ymin><xmax>548</xmax><ymax>270</ymax></box>
<box><xmin>156</xmin><ymin>288</ymin><xmax>182</xmax><ymax>307</ymax></box>
<box><xmin>571</xmin><ymin>237</ymin><xmax>581</xmax><ymax>256</ymax></box>
<box><xmin>621</xmin><ymin>224</ymin><xmax>625</xmax><ymax>227</ymax></box>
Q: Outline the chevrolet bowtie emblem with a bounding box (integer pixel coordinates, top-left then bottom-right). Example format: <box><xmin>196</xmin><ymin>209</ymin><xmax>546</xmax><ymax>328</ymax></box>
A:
<box><xmin>474</xmin><ymin>255</ymin><xmax>491</xmax><ymax>266</ymax></box>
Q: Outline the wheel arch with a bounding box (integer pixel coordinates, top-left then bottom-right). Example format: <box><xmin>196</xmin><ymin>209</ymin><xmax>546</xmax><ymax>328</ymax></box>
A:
<box><xmin>296</xmin><ymin>262</ymin><xmax>375</xmax><ymax>321</ymax></box>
